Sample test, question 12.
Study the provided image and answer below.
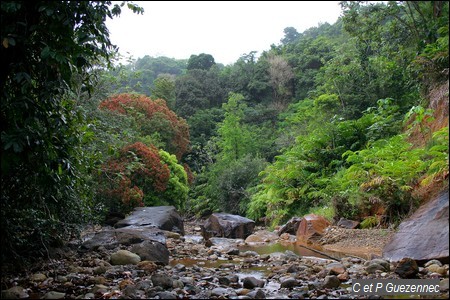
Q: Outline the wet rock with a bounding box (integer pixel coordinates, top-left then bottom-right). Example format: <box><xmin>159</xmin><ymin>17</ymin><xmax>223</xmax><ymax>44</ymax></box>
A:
<box><xmin>296</xmin><ymin>214</ymin><xmax>331</xmax><ymax>243</ymax></box>
<box><xmin>151</xmin><ymin>274</ymin><xmax>173</xmax><ymax>289</ymax></box>
<box><xmin>202</xmin><ymin>213</ymin><xmax>255</xmax><ymax>239</ymax></box>
<box><xmin>394</xmin><ymin>257</ymin><xmax>419</xmax><ymax>278</ymax></box>
<box><xmin>110</xmin><ymin>250</ymin><xmax>141</xmax><ymax>265</ymax></box>
<box><xmin>278</xmin><ymin>217</ymin><xmax>302</xmax><ymax>236</ymax></box>
<box><xmin>184</xmin><ymin>235</ymin><xmax>204</xmax><ymax>244</ymax></box>
<box><xmin>130</xmin><ymin>240</ymin><xmax>170</xmax><ymax>265</ymax></box>
<box><xmin>247</xmin><ymin>289</ymin><xmax>266</xmax><ymax>299</ymax></box>
<box><xmin>322</xmin><ymin>275</ymin><xmax>340</xmax><ymax>288</ymax></box>
<box><xmin>383</xmin><ymin>191</ymin><xmax>449</xmax><ymax>264</ymax></box>
<box><xmin>115</xmin><ymin>206</ymin><xmax>185</xmax><ymax>235</ymax></box>
<box><xmin>1</xmin><ymin>286</ymin><xmax>28</xmax><ymax>299</ymax></box>
<box><xmin>336</xmin><ymin>218</ymin><xmax>359</xmax><ymax>229</ymax></box>
<box><xmin>243</xmin><ymin>276</ymin><xmax>265</xmax><ymax>289</ymax></box>
<box><xmin>245</xmin><ymin>230</ymin><xmax>279</xmax><ymax>243</ymax></box>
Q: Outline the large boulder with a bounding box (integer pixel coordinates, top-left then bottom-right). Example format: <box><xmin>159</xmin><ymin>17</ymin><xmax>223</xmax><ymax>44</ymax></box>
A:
<box><xmin>201</xmin><ymin>213</ymin><xmax>255</xmax><ymax>239</ymax></box>
<box><xmin>383</xmin><ymin>191</ymin><xmax>449</xmax><ymax>264</ymax></box>
<box><xmin>278</xmin><ymin>217</ymin><xmax>302</xmax><ymax>236</ymax></box>
<box><xmin>296</xmin><ymin>214</ymin><xmax>331</xmax><ymax>243</ymax></box>
<box><xmin>130</xmin><ymin>240</ymin><xmax>170</xmax><ymax>265</ymax></box>
<box><xmin>115</xmin><ymin>206</ymin><xmax>184</xmax><ymax>235</ymax></box>
<box><xmin>81</xmin><ymin>226</ymin><xmax>165</xmax><ymax>251</ymax></box>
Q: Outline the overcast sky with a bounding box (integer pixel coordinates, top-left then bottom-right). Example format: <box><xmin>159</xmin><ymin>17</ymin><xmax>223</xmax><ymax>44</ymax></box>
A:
<box><xmin>106</xmin><ymin>1</ymin><xmax>343</xmax><ymax>65</ymax></box>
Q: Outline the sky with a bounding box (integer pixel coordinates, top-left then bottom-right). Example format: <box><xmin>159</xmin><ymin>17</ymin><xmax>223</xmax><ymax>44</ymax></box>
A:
<box><xmin>105</xmin><ymin>1</ymin><xmax>343</xmax><ymax>66</ymax></box>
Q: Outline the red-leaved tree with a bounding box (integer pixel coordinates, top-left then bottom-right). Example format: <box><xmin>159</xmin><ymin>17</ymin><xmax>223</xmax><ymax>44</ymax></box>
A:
<box><xmin>98</xmin><ymin>142</ymin><xmax>171</xmax><ymax>213</ymax></box>
<box><xmin>99</xmin><ymin>93</ymin><xmax>190</xmax><ymax>159</ymax></box>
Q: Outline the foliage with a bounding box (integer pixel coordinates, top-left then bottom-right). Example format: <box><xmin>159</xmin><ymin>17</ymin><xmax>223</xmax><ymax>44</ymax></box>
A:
<box><xmin>99</xmin><ymin>93</ymin><xmax>190</xmax><ymax>159</ymax></box>
<box><xmin>0</xmin><ymin>0</ymin><xmax>142</xmax><ymax>264</ymax></box>
<box><xmin>187</xmin><ymin>53</ymin><xmax>216</xmax><ymax>70</ymax></box>
<box><xmin>97</xmin><ymin>142</ymin><xmax>188</xmax><ymax>214</ymax></box>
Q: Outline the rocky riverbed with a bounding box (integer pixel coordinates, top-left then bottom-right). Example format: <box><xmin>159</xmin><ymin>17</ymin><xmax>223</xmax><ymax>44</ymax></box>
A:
<box><xmin>1</xmin><ymin>218</ymin><xmax>449</xmax><ymax>299</ymax></box>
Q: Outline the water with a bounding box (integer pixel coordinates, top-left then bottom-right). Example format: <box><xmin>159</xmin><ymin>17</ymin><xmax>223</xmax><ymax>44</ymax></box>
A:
<box><xmin>238</xmin><ymin>241</ymin><xmax>353</xmax><ymax>260</ymax></box>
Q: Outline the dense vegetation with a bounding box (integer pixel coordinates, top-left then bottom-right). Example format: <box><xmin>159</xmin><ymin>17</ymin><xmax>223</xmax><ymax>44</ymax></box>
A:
<box><xmin>1</xmin><ymin>1</ymin><xmax>448</xmax><ymax>265</ymax></box>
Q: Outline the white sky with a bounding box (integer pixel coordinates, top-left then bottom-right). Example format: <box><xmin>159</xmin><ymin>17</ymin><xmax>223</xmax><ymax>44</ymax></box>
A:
<box><xmin>106</xmin><ymin>1</ymin><xmax>343</xmax><ymax>65</ymax></box>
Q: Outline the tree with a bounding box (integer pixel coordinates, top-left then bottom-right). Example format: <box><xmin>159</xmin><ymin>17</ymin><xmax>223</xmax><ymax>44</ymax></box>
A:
<box><xmin>281</xmin><ymin>26</ymin><xmax>301</xmax><ymax>44</ymax></box>
<box><xmin>99</xmin><ymin>93</ymin><xmax>190</xmax><ymax>159</ymax></box>
<box><xmin>267</xmin><ymin>54</ymin><xmax>294</xmax><ymax>110</ymax></box>
<box><xmin>187</xmin><ymin>53</ymin><xmax>216</xmax><ymax>70</ymax></box>
<box><xmin>151</xmin><ymin>74</ymin><xmax>176</xmax><ymax>109</ymax></box>
<box><xmin>0</xmin><ymin>1</ymin><xmax>142</xmax><ymax>264</ymax></box>
<box><xmin>217</xmin><ymin>93</ymin><xmax>255</xmax><ymax>162</ymax></box>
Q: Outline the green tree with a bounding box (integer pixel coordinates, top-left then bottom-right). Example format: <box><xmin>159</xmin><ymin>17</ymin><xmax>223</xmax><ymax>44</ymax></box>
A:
<box><xmin>151</xmin><ymin>74</ymin><xmax>176</xmax><ymax>109</ymax></box>
<box><xmin>187</xmin><ymin>53</ymin><xmax>216</xmax><ymax>70</ymax></box>
<box><xmin>217</xmin><ymin>93</ymin><xmax>255</xmax><ymax>162</ymax></box>
<box><xmin>0</xmin><ymin>1</ymin><xmax>142</xmax><ymax>264</ymax></box>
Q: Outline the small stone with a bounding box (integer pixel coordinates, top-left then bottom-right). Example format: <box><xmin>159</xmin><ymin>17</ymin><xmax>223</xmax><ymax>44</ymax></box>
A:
<box><xmin>110</xmin><ymin>250</ymin><xmax>141</xmax><ymax>265</ymax></box>
<box><xmin>427</xmin><ymin>264</ymin><xmax>446</xmax><ymax>276</ymax></box>
<box><xmin>31</xmin><ymin>273</ymin><xmax>47</xmax><ymax>282</ymax></box>
<box><xmin>1</xmin><ymin>286</ymin><xmax>28</xmax><ymax>299</ymax></box>
<box><xmin>323</xmin><ymin>275</ymin><xmax>340</xmax><ymax>289</ymax></box>
<box><xmin>395</xmin><ymin>258</ymin><xmax>419</xmax><ymax>278</ymax></box>
<box><xmin>326</xmin><ymin>262</ymin><xmax>346</xmax><ymax>275</ymax></box>
<box><xmin>42</xmin><ymin>291</ymin><xmax>66</xmax><ymax>299</ymax></box>
<box><xmin>151</xmin><ymin>274</ymin><xmax>173</xmax><ymax>289</ymax></box>
<box><xmin>440</xmin><ymin>278</ymin><xmax>449</xmax><ymax>291</ymax></box>
<box><xmin>425</xmin><ymin>260</ymin><xmax>443</xmax><ymax>267</ymax></box>
<box><xmin>280</xmin><ymin>277</ymin><xmax>298</xmax><ymax>289</ymax></box>
<box><xmin>243</xmin><ymin>276</ymin><xmax>265</xmax><ymax>289</ymax></box>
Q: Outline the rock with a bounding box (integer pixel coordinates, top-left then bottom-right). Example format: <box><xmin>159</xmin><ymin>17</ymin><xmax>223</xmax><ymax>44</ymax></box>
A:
<box><xmin>322</xmin><ymin>275</ymin><xmax>340</xmax><ymax>288</ymax></box>
<box><xmin>130</xmin><ymin>240</ymin><xmax>170</xmax><ymax>265</ymax></box>
<box><xmin>425</xmin><ymin>259</ymin><xmax>443</xmax><ymax>267</ymax></box>
<box><xmin>137</xmin><ymin>261</ymin><xmax>158</xmax><ymax>273</ymax></box>
<box><xmin>1</xmin><ymin>286</ymin><xmax>28</xmax><ymax>299</ymax></box>
<box><xmin>394</xmin><ymin>257</ymin><xmax>419</xmax><ymax>278</ymax></box>
<box><xmin>296</xmin><ymin>214</ymin><xmax>331</xmax><ymax>243</ymax></box>
<box><xmin>336</xmin><ymin>218</ymin><xmax>359</xmax><ymax>229</ymax></box>
<box><xmin>383</xmin><ymin>191</ymin><xmax>449</xmax><ymax>264</ymax></box>
<box><xmin>104</xmin><ymin>211</ymin><xmax>125</xmax><ymax>226</ymax></box>
<box><xmin>326</xmin><ymin>262</ymin><xmax>346</xmax><ymax>275</ymax></box>
<box><xmin>156</xmin><ymin>291</ymin><xmax>177</xmax><ymax>299</ymax></box>
<box><xmin>184</xmin><ymin>235</ymin><xmax>204</xmax><ymax>244</ymax></box>
<box><xmin>245</xmin><ymin>230</ymin><xmax>279</xmax><ymax>243</ymax></box>
<box><xmin>115</xmin><ymin>226</ymin><xmax>167</xmax><ymax>245</ymax></box>
<box><xmin>278</xmin><ymin>217</ymin><xmax>302</xmax><ymax>236</ymax></box>
<box><xmin>280</xmin><ymin>277</ymin><xmax>298</xmax><ymax>288</ymax></box>
<box><xmin>247</xmin><ymin>289</ymin><xmax>266</xmax><ymax>299</ymax></box>
<box><xmin>115</xmin><ymin>206</ymin><xmax>185</xmax><ymax>235</ymax></box>
<box><xmin>31</xmin><ymin>273</ymin><xmax>47</xmax><ymax>282</ymax></box>
<box><xmin>110</xmin><ymin>250</ymin><xmax>141</xmax><ymax>265</ymax></box>
<box><xmin>81</xmin><ymin>230</ymin><xmax>119</xmax><ymax>250</ymax></box>
<box><xmin>427</xmin><ymin>264</ymin><xmax>447</xmax><ymax>276</ymax></box>
<box><xmin>365</xmin><ymin>259</ymin><xmax>390</xmax><ymax>271</ymax></box>
<box><xmin>42</xmin><ymin>291</ymin><xmax>66</xmax><ymax>299</ymax></box>
<box><xmin>365</xmin><ymin>263</ymin><xmax>387</xmax><ymax>274</ymax></box>
<box><xmin>151</xmin><ymin>274</ymin><xmax>173</xmax><ymax>289</ymax></box>
<box><xmin>211</xmin><ymin>287</ymin><xmax>235</xmax><ymax>297</ymax></box>
<box><xmin>243</xmin><ymin>276</ymin><xmax>265</xmax><ymax>289</ymax></box>
<box><xmin>440</xmin><ymin>278</ymin><xmax>449</xmax><ymax>291</ymax></box>
<box><xmin>202</xmin><ymin>213</ymin><xmax>255</xmax><ymax>239</ymax></box>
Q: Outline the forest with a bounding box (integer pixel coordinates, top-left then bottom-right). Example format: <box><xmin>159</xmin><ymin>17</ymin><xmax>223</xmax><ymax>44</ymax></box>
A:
<box><xmin>1</xmin><ymin>1</ymin><xmax>448</xmax><ymax>266</ymax></box>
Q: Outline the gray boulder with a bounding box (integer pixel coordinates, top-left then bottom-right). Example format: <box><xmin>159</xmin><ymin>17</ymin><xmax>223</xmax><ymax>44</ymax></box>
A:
<box><xmin>383</xmin><ymin>191</ymin><xmax>449</xmax><ymax>264</ymax></box>
<box><xmin>201</xmin><ymin>213</ymin><xmax>255</xmax><ymax>239</ymax></box>
<box><xmin>115</xmin><ymin>206</ymin><xmax>184</xmax><ymax>235</ymax></box>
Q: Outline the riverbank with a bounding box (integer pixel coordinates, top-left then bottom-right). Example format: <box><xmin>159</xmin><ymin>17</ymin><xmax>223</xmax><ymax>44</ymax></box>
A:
<box><xmin>1</xmin><ymin>220</ymin><xmax>448</xmax><ymax>299</ymax></box>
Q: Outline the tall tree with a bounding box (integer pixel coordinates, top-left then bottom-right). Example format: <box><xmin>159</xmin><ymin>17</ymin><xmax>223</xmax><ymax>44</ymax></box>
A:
<box><xmin>187</xmin><ymin>53</ymin><xmax>216</xmax><ymax>70</ymax></box>
<box><xmin>0</xmin><ymin>1</ymin><xmax>142</xmax><ymax>264</ymax></box>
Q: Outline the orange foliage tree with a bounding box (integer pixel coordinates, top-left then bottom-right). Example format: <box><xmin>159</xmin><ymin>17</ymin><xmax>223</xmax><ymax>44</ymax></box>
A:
<box><xmin>99</xmin><ymin>93</ymin><xmax>190</xmax><ymax>159</ymax></box>
<box><xmin>98</xmin><ymin>142</ymin><xmax>172</xmax><ymax>213</ymax></box>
